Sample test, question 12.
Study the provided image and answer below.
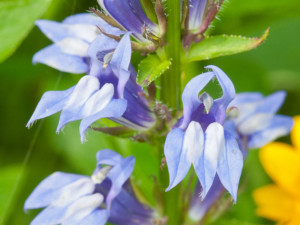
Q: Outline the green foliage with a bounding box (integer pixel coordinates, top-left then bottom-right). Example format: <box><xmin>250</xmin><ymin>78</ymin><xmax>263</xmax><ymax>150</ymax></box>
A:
<box><xmin>137</xmin><ymin>54</ymin><xmax>172</xmax><ymax>87</ymax></box>
<box><xmin>0</xmin><ymin>0</ymin><xmax>53</xmax><ymax>63</ymax></box>
<box><xmin>186</xmin><ymin>29</ymin><xmax>269</xmax><ymax>63</ymax></box>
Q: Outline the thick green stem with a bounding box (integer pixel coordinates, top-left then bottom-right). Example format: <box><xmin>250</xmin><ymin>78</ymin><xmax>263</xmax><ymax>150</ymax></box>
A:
<box><xmin>159</xmin><ymin>1</ymin><xmax>183</xmax><ymax>224</ymax></box>
<box><xmin>160</xmin><ymin>0</ymin><xmax>182</xmax><ymax>111</ymax></box>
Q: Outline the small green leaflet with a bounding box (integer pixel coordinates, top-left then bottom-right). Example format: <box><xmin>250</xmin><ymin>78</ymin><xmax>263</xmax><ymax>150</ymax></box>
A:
<box><xmin>186</xmin><ymin>28</ymin><xmax>269</xmax><ymax>63</ymax></box>
<box><xmin>137</xmin><ymin>54</ymin><xmax>172</xmax><ymax>87</ymax></box>
<box><xmin>0</xmin><ymin>0</ymin><xmax>52</xmax><ymax>63</ymax></box>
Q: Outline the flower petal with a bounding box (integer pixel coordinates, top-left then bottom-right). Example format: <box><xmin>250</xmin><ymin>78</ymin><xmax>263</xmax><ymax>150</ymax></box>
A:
<box><xmin>33</xmin><ymin>44</ymin><xmax>89</xmax><ymax>74</ymax></box>
<box><xmin>205</xmin><ymin>65</ymin><xmax>236</xmax><ymax>123</ymax></box>
<box><xmin>217</xmin><ymin>131</ymin><xmax>243</xmax><ymax>202</ymax></box>
<box><xmin>181</xmin><ymin>72</ymin><xmax>215</xmax><ymax>129</ymax></box>
<box><xmin>291</xmin><ymin>116</ymin><xmax>300</xmax><ymax>150</ymax></box>
<box><xmin>99</xmin><ymin>0</ymin><xmax>157</xmax><ymax>42</ymax></box>
<box><xmin>81</xmin><ymin>83</ymin><xmax>114</xmax><ymax>117</ymax></box>
<box><xmin>248</xmin><ymin>115</ymin><xmax>294</xmax><ymax>149</ymax></box>
<box><xmin>106</xmin><ymin>156</ymin><xmax>135</xmax><ymax>208</ymax></box>
<box><xmin>189</xmin><ymin>0</ymin><xmax>207</xmax><ymax>31</ymax></box>
<box><xmin>76</xmin><ymin>209</ymin><xmax>109</xmax><ymax>225</ymax></box>
<box><xmin>26</xmin><ymin>86</ymin><xmax>75</xmax><ymax>127</ymax></box>
<box><xmin>97</xmin><ymin>149</ymin><xmax>123</xmax><ymax>166</ymax></box>
<box><xmin>110</xmin><ymin>33</ymin><xmax>132</xmax><ymax>97</ymax></box>
<box><xmin>202</xmin><ymin>122</ymin><xmax>225</xmax><ymax>199</ymax></box>
<box><xmin>259</xmin><ymin>142</ymin><xmax>300</xmax><ymax>196</ymax></box>
<box><xmin>61</xmin><ymin>194</ymin><xmax>104</xmax><ymax>224</ymax></box>
<box><xmin>253</xmin><ymin>184</ymin><xmax>294</xmax><ymax>222</ymax></box>
<box><xmin>56</xmin><ymin>38</ymin><xmax>89</xmax><ymax>57</ymax></box>
<box><xmin>57</xmin><ymin>76</ymin><xmax>100</xmax><ymax>131</ymax></box>
<box><xmin>164</xmin><ymin>128</ymin><xmax>187</xmax><ymax>191</ymax></box>
<box><xmin>24</xmin><ymin>172</ymin><xmax>85</xmax><ymax>210</ymax></box>
<box><xmin>79</xmin><ymin>99</ymin><xmax>127</xmax><ymax>142</ymax></box>
<box><xmin>36</xmin><ymin>20</ymin><xmax>99</xmax><ymax>43</ymax></box>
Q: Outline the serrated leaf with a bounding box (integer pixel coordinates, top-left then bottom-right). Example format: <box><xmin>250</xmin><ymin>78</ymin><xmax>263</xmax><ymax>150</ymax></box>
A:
<box><xmin>0</xmin><ymin>0</ymin><xmax>53</xmax><ymax>63</ymax></box>
<box><xmin>137</xmin><ymin>54</ymin><xmax>172</xmax><ymax>87</ymax></box>
<box><xmin>186</xmin><ymin>29</ymin><xmax>269</xmax><ymax>63</ymax></box>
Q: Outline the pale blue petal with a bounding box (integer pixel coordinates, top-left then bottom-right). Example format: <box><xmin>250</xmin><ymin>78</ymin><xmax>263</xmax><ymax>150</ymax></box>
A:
<box><xmin>183</xmin><ymin>122</ymin><xmax>205</xmax><ymax>191</ymax></box>
<box><xmin>26</xmin><ymin>86</ymin><xmax>75</xmax><ymax>127</ymax></box>
<box><xmin>205</xmin><ymin>65</ymin><xmax>236</xmax><ymax>123</ymax></box>
<box><xmin>25</xmin><ymin>172</ymin><xmax>85</xmax><ymax>210</ymax></box>
<box><xmin>76</xmin><ymin>209</ymin><xmax>109</xmax><ymax>225</ymax></box>
<box><xmin>164</xmin><ymin>128</ymin><xmax>186</xmax><ymax>191</ymax></box>
<box><xmin>36</xmin><ymin>20</ymin><xmax>72</xmax><ymax>42</ymax></box>
<box><xmin>106</xmin><ymin>156</ymin><xmax>135</xmax><ymax>208</ymax></box>
<box><xmin>63</xmin><ymin>13</ymin><xmax>124</xmax><ymax>36</ymax></box>
<box><xmin>61</xmin><ymin>194</ymin><xmax>103</xmax><ymax>225</ymax></box>
<box><xmin>110</xmin><ymin>33</ymin><xmax>132</xmax><ymax>97</ymax></box>
<box><xmin>31</xmin><ymin>205</ymin><xmax>67</xmax><ymax>225</ymax></box>
<box><xmin>57</xmin><ymin>76</ymin><xmax>100</xmax><ymax>131</ymax></box>
<box><xmin>181</xmin><ymin>72</ymin><xmax>215</xmax><ymax>129</ymax></box>
<box><xmin>229</xmin><ymin>92</ymin><xmax>263</xmax><ymax>108</ymax></box>
<box><xmin>97</xmin><ymin>149</ymin><xmax>123</xmax><ymax>166</ymax></box>
<box><xmin>79</xmin><ymin>99</ymin><xmax>127</xmax><ymax>142</ymax></box>
<box><xmin>248</xmin><ymin>115</ymin><xmax>293</xmax><ymax>149</ymax></box>
<box><xmin>217</xmin><ymin>131</ymin><xmax>243</xmax><ymax>202</ymax></box>
<box><xmin>202</xmin><ymin>122</ymin><xmax>225</xmax><ymax>199</ymax></box>
<box><xmin>33</xmin><ymin>45</ymin><xmax>89</xmax><ymax>74</ymax></box>
<box><xmin>88</xmin><ymin>35</ymin><xmax>118</xmax><ymax>60</ymax></box>
<box><xmin>252</xmin><ymin>91</ymin><xmax>286</xmax><ymax>114</ymax></box>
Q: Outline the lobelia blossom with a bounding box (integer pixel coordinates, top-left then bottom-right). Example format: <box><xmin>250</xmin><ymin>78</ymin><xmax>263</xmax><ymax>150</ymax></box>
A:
<box><xmin>97</xmin><ymin>0</ymin><xmax>161</xmax><ymax>44</ymax></box>
<box><xmin>164</xmin><ymin>65</ymin><xmax>244</xmax><ymax>202</ymax></box>
<box><xmin>24</xmin><ymin>149</ymin><xmax>156</xmax><ymax>225</ymax></box>
<box><xmin>27</xmin><ymin>28</ymin><xmax>155</xmax><ymax>142</ymax></box>
<box><xmin>33</xmin><ymin>13</ymin><xmax>123</xmax><ymax>74</ymax></box>
<box><xmin>225</xmin><ymin>91</ymin><xmax>294</xmax><ymax>150</ymax></box>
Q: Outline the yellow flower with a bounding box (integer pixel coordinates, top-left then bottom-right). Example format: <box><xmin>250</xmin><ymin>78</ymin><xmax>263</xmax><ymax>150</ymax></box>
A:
<box><xmin>253</xmin><ymin>116</ymin><xmax>300</xmax><ymax>225</ymax></box>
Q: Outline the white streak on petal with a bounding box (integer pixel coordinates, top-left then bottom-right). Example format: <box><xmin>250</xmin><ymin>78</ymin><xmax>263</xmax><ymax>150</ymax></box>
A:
<box><xmin>57</xmin><ymin>38</ymin><xmax>89</xmax><ymax>57</ymax></box>
<box><xmin>238</xmin><ymin>113</ymin><xmax>272</xmax><ymax>135</ymax></box>
<box><xmin>183</xmin><ymin>121</ymin><xmax>204</xmax><ymax>164</ymax></box>
<box><xmin>62</xmin><ymin>194</ymin><xmax>103</xmax><ymax>224</ymax></box>
<box><xmin>203</xmin><ymin>122</ymin><xmax>225</xmax><ymax>198</ymax></box>
<box><xmin>66</xmin><ymin>24</ymin><xmax>100</xmax><ymax>42</ymax></box>
<box><xmin>64</xmin><ymin>76</ymin><xmax>100</xmax><ymax>110</ymax></box>
<box><xmin>53</xmin><ymin>178</ymin><xmax>95</xmax><ymax>207</ymax></box>
<box><xmin>82</xmin><ymin>83</ymin><xmax>114</xmax><ymax>117</ymax></box>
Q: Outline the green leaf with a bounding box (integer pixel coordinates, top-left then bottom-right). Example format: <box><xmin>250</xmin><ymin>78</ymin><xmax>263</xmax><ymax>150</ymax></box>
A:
<box><xmin>0</xmin><ymin>0</ymin><xmax>53</xmax><ymax>63</ymax></box>
<box><xmin>209</xmin><ymin>218</ymin><xmax>267</xmax><ymax>225</ymax></box>
<box><xmin>186</xmin><ymin>29</ymin><xmax>269</xmax><ymax>63</ymax></box>
<box><xmin>137</xmin><ymin>54</ymin><xmax>172</xmax><ymax>87</ymax></box>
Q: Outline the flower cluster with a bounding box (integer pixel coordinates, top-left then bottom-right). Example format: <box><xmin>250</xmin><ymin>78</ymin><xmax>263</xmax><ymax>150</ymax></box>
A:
<box><xmin>24</xmin><ymin>0</ymin><xmax>294</xmax><ymax>224</ymax></box>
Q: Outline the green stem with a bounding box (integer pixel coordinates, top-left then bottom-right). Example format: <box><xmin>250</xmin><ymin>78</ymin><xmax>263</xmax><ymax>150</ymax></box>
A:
<box><xmin>160</xmin><ymin>0</ymin><xmax>182</xmax><ymax>111</ymax></box>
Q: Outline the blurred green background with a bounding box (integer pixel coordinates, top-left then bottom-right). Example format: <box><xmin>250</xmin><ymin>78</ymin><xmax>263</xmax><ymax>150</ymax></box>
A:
<box><xmin>0</xmin><ymin>0</ymin><xmax>299</xmax><ymax>224</ymax></box>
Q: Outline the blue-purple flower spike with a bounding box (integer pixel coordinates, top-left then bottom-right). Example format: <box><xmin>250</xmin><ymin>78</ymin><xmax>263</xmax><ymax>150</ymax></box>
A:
<box><xmin>24</xmin><ymin>149</ymin><xmax>155</xmax><ymax>225</ymax></box>
<box><xmin>164</xmin><ymin>65</ymin><xmax>243</xmax><ymax>202</ymax></box>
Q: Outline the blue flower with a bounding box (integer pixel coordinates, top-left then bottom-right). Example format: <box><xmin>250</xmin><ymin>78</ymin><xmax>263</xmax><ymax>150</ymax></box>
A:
<box><xmin>97</xmin><ymin>0</ymin><xmax>160</xmax><ymax>44</ymax></box>
<box><xmin>27</xmin><ymin>32</ymin><xmax>155</xmax><ymax>141</ymax></box>
<box><xmin>164</xmin><ymin>65</ymin><xmax>243</xmax><ymax>202</ymax></box>
<box><xmin>24</xmin><ymin>149</ymin><xmax>155</xmax><ymax>225</ymax></box>
<box><xmin>33</xmin><ymin>13</ymin><xmax>123</xmax><ymax>74</ymax></box>
<box><xmin>225</xmin><ymin>91</ymin><xmax>294</xmax><ymax>149</ymax></box>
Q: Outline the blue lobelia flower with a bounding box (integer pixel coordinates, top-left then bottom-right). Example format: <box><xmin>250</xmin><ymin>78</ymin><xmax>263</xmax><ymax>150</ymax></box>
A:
<box><xmin>97</xmin><ymin>0</ymin><xmax>160</xmax><ymax>44</ymax></box>
<box><xmin>225</xmin><ymin>91</ymin><xmax>294</xmax><ymax>149</ymax></box>
<box><xmin>27</xmin><ymin>32</ymin><xmax>155</xmax><ymax>142</ymax></box>
<box><xmin>24</xmin><ymin>149</ymin><xmax>156</xmax><ymax>225</ymax></box>
<box><xmin>164</xmin><ymin>65</ymin><xmax>243</xmax><ymax>202</ymax></box>
<box><xmin>33</xmin><ymin>13</ymin><xmax>124</xmax><ymax>74</ymax></box>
